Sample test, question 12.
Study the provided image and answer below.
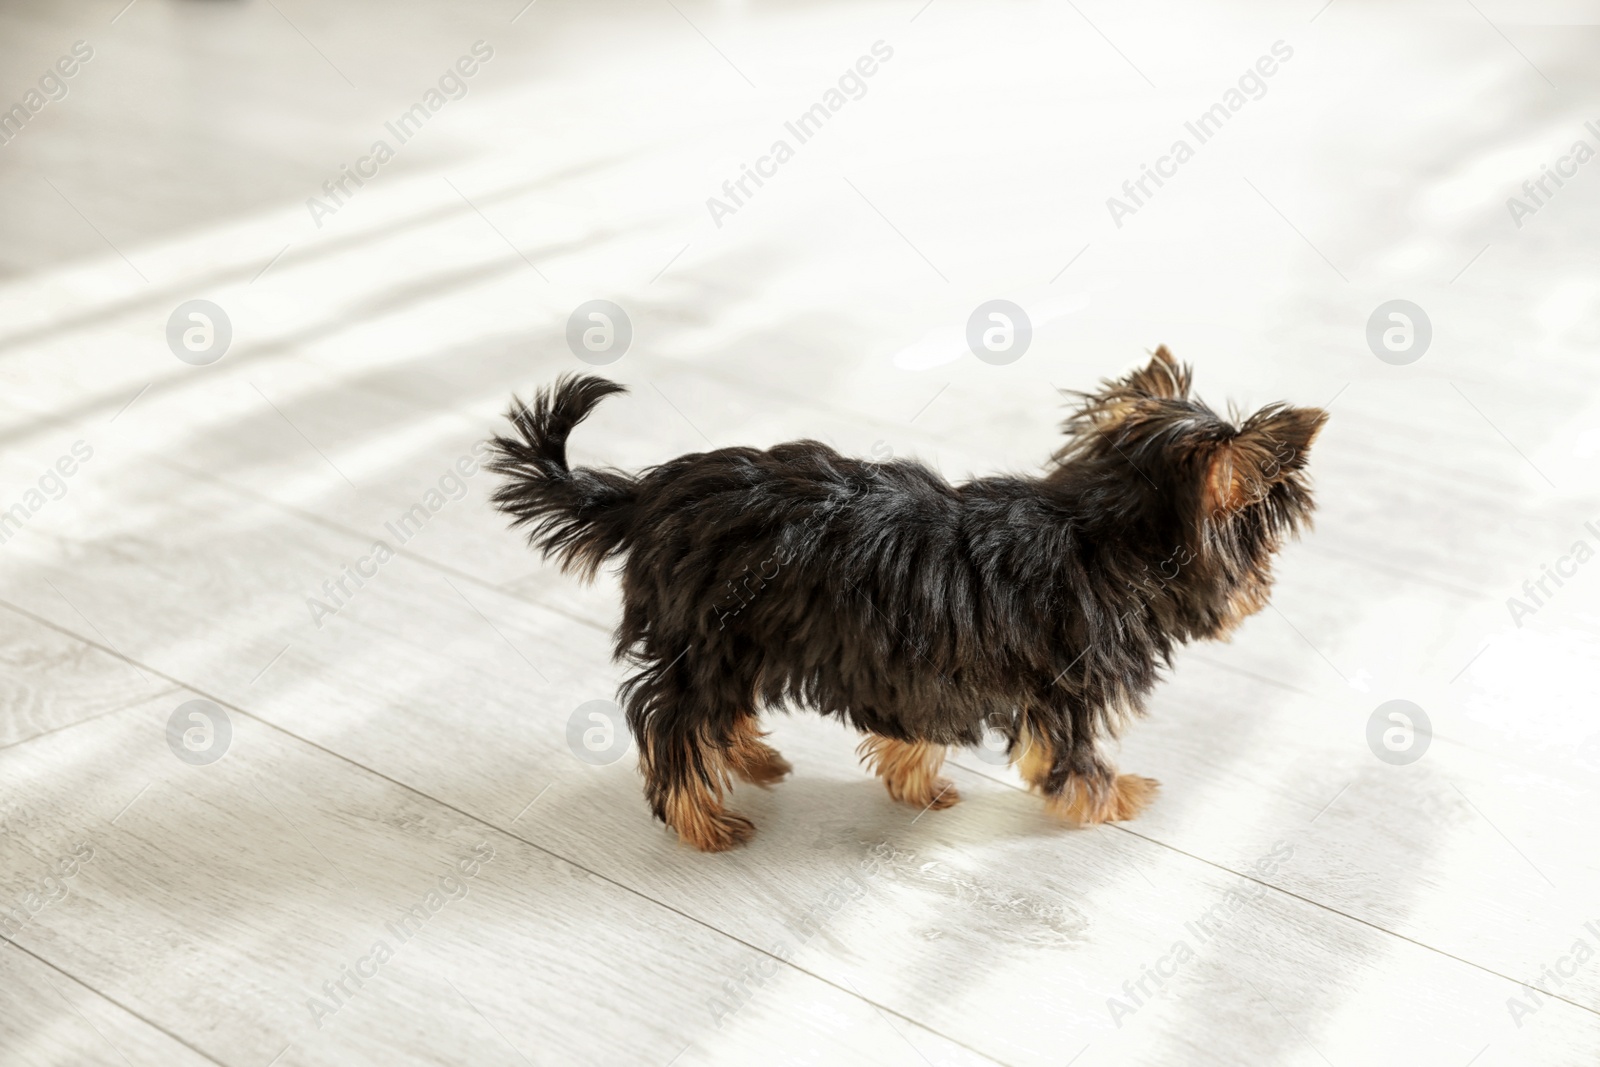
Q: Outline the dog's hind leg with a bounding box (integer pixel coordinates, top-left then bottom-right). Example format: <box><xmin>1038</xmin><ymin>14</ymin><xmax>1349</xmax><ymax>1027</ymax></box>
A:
<box><xmin>625</xmin><ymin>664</ymin><xmax>758</xmax><ymax>852</ymax></box>
<box><xmin>858</xmin><ymin>735</ymin><xmax>960</xmax><ymax>810</ymax></box>
<box><xmin>640</xmin><ymin>725</ymin><xmax>755</xmax><ymax>852</ymax></box>
<box><xmin>725</xmin><ymin>714</ymin><xmax>792</xmax><ymax>787</ymax></box>
<box><xmin>1014</xmin><ymin>720</ymin><xmax>1158</xmax><ymax>825</ymax></box>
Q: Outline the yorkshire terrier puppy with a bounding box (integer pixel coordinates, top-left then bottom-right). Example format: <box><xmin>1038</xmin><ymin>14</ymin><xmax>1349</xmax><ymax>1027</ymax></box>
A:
<box><xmin>488</xmin><ymin>349</ymin><xmax>1326</xmax><ymax>851</ymax></box>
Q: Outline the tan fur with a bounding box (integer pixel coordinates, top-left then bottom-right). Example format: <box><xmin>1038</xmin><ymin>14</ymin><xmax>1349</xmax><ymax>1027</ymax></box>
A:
<box><xmin>1214</xmin><ymin>573</ymin><xmax>1273</xmax><ymax>638</ymax></box>
<box><xmin>724</xmin><ymin>716</ymin><xmax>792</xmax><ymax>787</ymax></box>
<box><xmin>1013</xmin><ymin>722</ymin><xmax>1054</xmax><ymax>790</ymax></box>
<box><xmin>1079</xmin><ymin>346</ymin><xmax>1193</xmax><ymax>433</ymax></box>
<box><xmin>661</xmin><ymin>776</ymin><xmax>753</xmax><ymax>852</ymax></box>
<box><xmin>1013</xmin><ymin>723</ymin><xmax>1159</xmax><ymax>825</ymax></box>
<box><xmin>858</xmin><ymin>736</ymin><xmax>959</xmax><ymax>810</ymax></box>
<box><xmin>1048</xmin><ymin>773</ymin><xmax>1160</xmax><ymax>824</ymax></box>
<box><xmin>646</xmin><ymin>717</ymin><xmax>782</xmax><ymax>852</ymax></box>
<box><xmin>1206</xmin><ymin>448</ymin><xmax>1250</xmax><ymax>515</ymax></box>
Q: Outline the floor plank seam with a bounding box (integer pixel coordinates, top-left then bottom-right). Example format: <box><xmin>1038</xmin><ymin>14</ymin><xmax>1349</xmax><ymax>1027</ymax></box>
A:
<box><xmin>0</xmin><ymin>682</ymin><xmax>181</xmax><ymax>755</ymax></box>
<box><xmin>0</xmin><ymin>595</ymin><xmax>1013</xmax><ymax>1067</ymax></box>
<box><xmin>148</xmin><ymin>453</ymin><xmax>614</xmax><ymax>638</ymax></box>
<box><xmin>946</xmin><ymin>757</ymin><xmax>1600</xmax><ymax>1021</ymax></box>
<box><xmin>0</xmin><ymin>936</ymin><xmax>230</xmax><ymax>1067</ymax></box>
<box><xmin>13</xmin><ymin>588</ymin><xmax>1595</xmax><ymax>1047</ymax></box>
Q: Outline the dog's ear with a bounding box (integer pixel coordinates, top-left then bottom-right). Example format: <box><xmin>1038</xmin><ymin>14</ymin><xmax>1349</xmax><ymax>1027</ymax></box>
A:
<box><xmin>1204</xmin><ymin>404</ymin><xmax>1328</xmax><ymax>515</ymax></box>
<box><xmin>1066</xmin><ymin>347</ymin><xmax>1194</xmax><ymax>436</ymax></box>
<box><xmin>1118</xmin><ymin>346</ymin><xmax>1191</xmax><ymax>401</ymax></box>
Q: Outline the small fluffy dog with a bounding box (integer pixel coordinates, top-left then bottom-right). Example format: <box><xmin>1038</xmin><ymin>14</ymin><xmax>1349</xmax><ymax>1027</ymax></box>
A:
<box><xmin>488</xmin><ymin>349</ymin><xmax>1326</xmax><ymax>851</ymax></box>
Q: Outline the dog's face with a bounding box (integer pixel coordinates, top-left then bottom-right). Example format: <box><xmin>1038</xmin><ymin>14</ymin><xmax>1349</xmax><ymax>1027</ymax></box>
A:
<box><xmin>1053</xmin><ymin>347</ymin><xmax>1327</xmax><ymax>637</ymax></box>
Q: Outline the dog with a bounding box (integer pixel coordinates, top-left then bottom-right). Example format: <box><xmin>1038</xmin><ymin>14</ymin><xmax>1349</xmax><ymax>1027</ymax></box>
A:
<box><xmin>487</xmin><ymin>348</ymin><xmax>1326</xmax><ymax>851</ymax></box>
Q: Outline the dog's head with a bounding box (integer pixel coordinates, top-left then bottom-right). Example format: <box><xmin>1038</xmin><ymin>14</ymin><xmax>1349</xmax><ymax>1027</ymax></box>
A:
<box><xmin>1052</xmin><ymin>346</ymin><xmax>1327</xmax><ymax>637</ymax></box>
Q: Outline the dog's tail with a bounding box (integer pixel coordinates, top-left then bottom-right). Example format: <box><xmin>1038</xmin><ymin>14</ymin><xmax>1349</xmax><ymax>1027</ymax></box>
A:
<box><xmin>486</xmin><ymin>374</ymin><xmax>636</xmax><ymax>580</ymax></box>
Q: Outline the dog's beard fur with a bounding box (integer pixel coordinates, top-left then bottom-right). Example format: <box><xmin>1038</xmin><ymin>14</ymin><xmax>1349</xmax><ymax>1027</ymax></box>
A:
<box><xmin>488</xmin><ymin>347</ymin><xmax>1326</xmax><ymax>850</ymax></box>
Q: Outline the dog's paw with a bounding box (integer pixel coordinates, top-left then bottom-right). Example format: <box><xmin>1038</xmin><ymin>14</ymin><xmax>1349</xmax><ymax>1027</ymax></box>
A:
<box><xmin>676</xmin><ymin>810</ymin><xmax>756</xmax><ymax>852</ymax></box>
<box><xmin>889</xmin><ymin>776</ymin><xmax>961</xmax><ymax>811</ymax></box>
<box><xmin>1106</xmin><ymin>774</ymin><xmax>1159</xmax><ymax>821</ymax></box>
<box><xmin>922</xmin><ymin>776</ymin><xmax>961</xmax><ymax>810</ymax></box>
<box><xmin>733</xmin><ymin>747</ymin><xmax>792</xmax><ymax>788</ymax></box>
<box><xmin>1051</xmin><ymin>774</ymin><xmax>1159</xmax><ymax>825</ymax></box>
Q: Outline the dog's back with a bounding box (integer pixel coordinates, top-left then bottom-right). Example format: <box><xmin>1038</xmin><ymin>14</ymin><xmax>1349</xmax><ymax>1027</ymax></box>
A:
<box><xmin>489</xmin><ymin>381</ymin><xmax>1100</xmax><ymax>741</ymax></box>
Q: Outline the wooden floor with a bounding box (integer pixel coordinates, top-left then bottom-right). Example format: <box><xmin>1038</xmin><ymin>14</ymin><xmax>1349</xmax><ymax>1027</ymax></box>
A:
<box><xmin>3</xmin><ymin>0</ymin><xmax>1599</xmax><ymax>1063</ymax></box>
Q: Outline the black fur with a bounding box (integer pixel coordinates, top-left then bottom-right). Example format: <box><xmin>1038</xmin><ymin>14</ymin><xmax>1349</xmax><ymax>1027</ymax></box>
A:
<box><xmin>488</xmin><ymin>349</ymin><xmax>1326</xmax><ymax>842</ymax></box>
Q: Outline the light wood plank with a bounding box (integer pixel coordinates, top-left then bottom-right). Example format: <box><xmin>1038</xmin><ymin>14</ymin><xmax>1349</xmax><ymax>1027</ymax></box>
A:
<box><xmin>0</xmin><ymin>690</ymin><xmax>1000</xmax><ymax>1067</ymax></box>
<box><xmin>4</xmin><ymin>445</ymin><xmax>1599</xmax><ymax>1064</ymax></box>
<box><xmin>0</xmin><ymin>606</ymin><xmax>174</xmax><ymax>749</ymax></box>
<box><xmin>0</xmin><ymin>947</ymin><xmax>216</xmax><ymax>1067</ymax></box>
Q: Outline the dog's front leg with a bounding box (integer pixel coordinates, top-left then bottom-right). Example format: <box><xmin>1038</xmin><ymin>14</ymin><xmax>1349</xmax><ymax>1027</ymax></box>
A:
<box><xmin>1014</xmin><ymin>716</ymin><xmax>1158</xmax><ymax>825</ymax></box>
<box><xmin>857</xmin><ymin>735</ymin><xmax>960</xmax><ymax>811</ymax></box>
